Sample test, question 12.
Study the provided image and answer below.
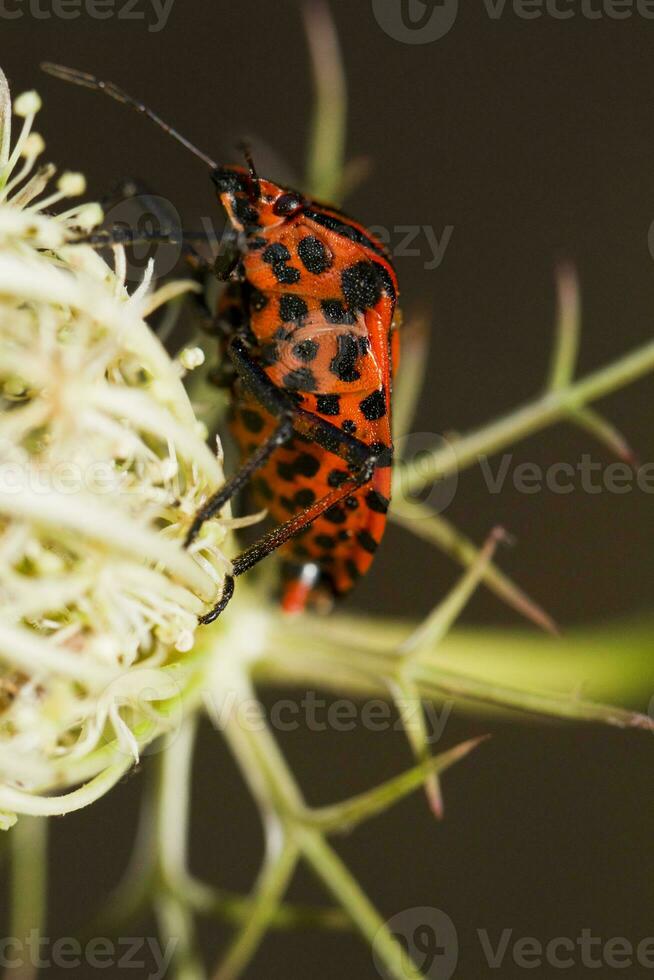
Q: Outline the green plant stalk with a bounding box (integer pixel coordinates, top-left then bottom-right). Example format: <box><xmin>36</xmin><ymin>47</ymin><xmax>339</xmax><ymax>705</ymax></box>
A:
<box><xmin>396</xmin><ymin>337</ymin><xmax>654</xmax><ymax>496</ymax></box>
<box><xmin>212</xmin><ymin>841</ymin><xmax>299</xmax><ymax>980</ymax></box>
<box><xmin>297</xmin><ymin>829</ymin><xmax>428</xmax><ymax>980</ymax></box>
<box><xmin>8</xmin><ymin>816</ymin><xmax>47</xmax><ymax>980</ymax></box>
<box><xmin>303</xmin><ymin>0</ymin><xmax>347</xmax><ymax>202</ymax></box>
<box><xmin>210</xmin><ymin>669</ymin><xmax>429</xmax><ymax>980</ymax></box>
<box><xmin>154</xmin><ymin>717</ymin><xmax>204</xmax><ymax>980</ymax></box>
<box><xmin>253</xmin><ymin>616</ymin><xmax>654</xmax><ymax>728</ymax></box>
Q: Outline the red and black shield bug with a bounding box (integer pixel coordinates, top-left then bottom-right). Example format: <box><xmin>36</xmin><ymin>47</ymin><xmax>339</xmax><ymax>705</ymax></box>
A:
<box><xmin>42</xmin><ymin>64</ymin><xmax>400</xmax><ymax>623</ymax></box>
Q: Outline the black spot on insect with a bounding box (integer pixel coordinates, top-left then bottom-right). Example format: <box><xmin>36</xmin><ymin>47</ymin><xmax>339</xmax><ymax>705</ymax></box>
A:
<box><xmin>366</xmin><ymin>489</ymin><xmax>389</xmax><ymax>513</ymax></box>
<box><xmin>315</xmin><ymin>534</ymin><xmax>337</xmax><ymax>550</ymax></box>
<box><xmin>359</xmin><ymin>389</ymin><xmax>387</xmax><ymax>421</ymax></box>
<box><xmin>341</xmin><ymin>261</ymin><xmax>382</xmax><ymax>312</ymax></box>
<box><xmin>338</xmin><ymin>529</ymin><xmax>350</xmax><ymax>542</ymax></box>
<box><xmin>357</xmin><ymin>530</ymin><xmax>378</xmax><ymax>554</ymax></box>
<box><xmin>294</xmin><ymin>453</ymin><xmax>321</xmax><ymax>478</ymax></box>
<box><xmin>327</xmin><ymin>469</ymin><xmax>349</xmax><ymax>489</ymax></box>
<box><xmin>370</xmin><ymin>442</ymin><xmax>393</xmax><ymax>467</ymax></box>
<box><xmin>253</xmin><ymin>476</ymin><xmax>273</xmax><ymax>502</ymax></box>
<box><xmin>297</xmin><ymin>235</ymin><xmax>332</xmax><ymax>274</ymax></box>
<box><xmin>241</xmin><ymin>408</ymin><xmax>265</xmax><ymax>434</ymax></box>
<box><xmin>324</xmin><ymin>505</ymin><xmax>347</xmax><ymax>525</ymax></box>
<box><xmin>293</xmin><ymin>340</ymin><xmax>319</xmax><ymax>362</ymax></box>
<box><xmin>294</xmin><ymin>488</ymin><xmax>316</xmax><ymax>508</ymax></box>
<box><xmin>321</xmin><ymin>299</ymin><xmax>356</xmax><ymax>325</ymax></box>
<box><xmin>346</xmin><ymin>559</ymin><xmax>361</xmax><ymax>580</ymax></box>
<box><xmin>249</xmin><ymin>236</ymin><xmax>267</xmax><ymax>250</ymax></box>
<box><xmin>279</xmin><ymin>294</ymin><xmax>308</xmax><ymax>323</ymax></box>
<box><xmin>330</xmin><ymin>334</ymin><xmax>361</xmax><ymax>383</ymax></box>
<box><xmin>358</xmin><ymin>336</ymin><xmax>370</xmax><ymax>355</ymax></box>
<box><xmin>262</xmin><ymin>242</ymin><xmax>300</xmax><ymax>285</ymax></box>
<box><xmin>283</xmin><ymin>368</ymin><xmax>317</xmax><ymax>392</ymax></box>
<box><xmin>263</xmin><ymin>243</ymin><xmax>290</xmax><ymax>264</ymax></box>
<box><xmin>280</xmin><ymin>495</ymin><xmax>296</xmax><ymax>514</ymax></box>
<box><xmin>277</xmin><ymin>265</ymin><xmax>301</xmax><ymax>285</ymax></box>
<box><xmin>341</xmin><ymin>419</ymin><xmax>357</xmax><ymax>434</ymax></box>
<box><xmin>316</xmin><ymin>394</ymin><xmax>341</xmax><ymax>416</ymax></box>
<box><xmin>344</xmin><ymin>495</ymin><xmax>359</xmax><ymax>510</ymax></box>
<box><xmin>250</xmin><ymin>290</ymin><xmax>268</xmax><ymax>312</ymax></box>
<box><xmin>276</xmin><ymin>461</ymin><xmax>295</xmax><ymax>482</ymax></box>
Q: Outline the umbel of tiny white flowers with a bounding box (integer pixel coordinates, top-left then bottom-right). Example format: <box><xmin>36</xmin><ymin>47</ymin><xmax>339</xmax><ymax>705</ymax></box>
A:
<box><xmin>0</xmin><ymin>68</ymin><xmax>234</xmax><ymax>814</ymax></box>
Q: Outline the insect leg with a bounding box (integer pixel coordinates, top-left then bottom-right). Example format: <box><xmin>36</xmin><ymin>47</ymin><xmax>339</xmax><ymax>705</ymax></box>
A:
<box><xmin>191</xmin><ymin>337</ymin><xmax>382</xmax><ymax>624</ymax></box>
<box><xmin>184</xmin><ymin>415</ymin><xmax>295</xmax><ymax>548</ymax></box>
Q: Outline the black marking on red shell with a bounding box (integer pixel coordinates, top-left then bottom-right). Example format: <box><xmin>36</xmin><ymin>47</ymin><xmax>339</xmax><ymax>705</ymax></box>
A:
<box><xmin>365</xmin><ymin>489</ymin><xmax>389</xmax><ymax>513</ymax></box>
<box><xmin>324</xmin><ymin>505</ymin><xmax>347</xmax><ymax>525</ymax></box>
<box><xmin>241</xmin><ymin>408</ymin><xmax>265</xmax><ymax>434</ymax></box>
<box><xmin>357</xmin><ymin>530</ymin><xmax>378</xmax><ymax>554</ymax></box>
<box><xmin>293</xmin><ymin>340</ymin><xmax>319</xmax><ymax>362</ymax></box>
<box><xmin>294</xmin><ymin>488</ymin><xmax>316</xmax><ymax>508</ymax></box>
<box><xmin>359</xmin><ymin>389</ymin><xmax>387</xmax><ymax>421</ymax></box>
<box><xmin>297</xmin><ymin>235</ymin><xmax>332</xmax><ymax>274</ymax></box>
<box><xmin>341</xmin><ymin>261</ymin><xmax>382</xmax><ymax>312</ymax></box>
<box><xmin>316</xmin><ymin>394</ymin><xmax>341</xmax><ymax>416</ymax></box>
<box><xmin>279</xmin><ymin>294</ymin><xmax>309</xmax><ymax>323</ymax></box>
<box><xmin>293</xmin><ymin>453</ymin><xmax>321</xmax><ymax>478</ymax></box>
<box><xmin>262</xmin><ymin>243</ymin><xmax>301</xmax><ymax>285</ymax></box>
<box><xmin>330</xmin><ymin>334</ymin><xmax>361</xmax><ymax>383</ymax></box>
<box><xmin>321</xmin><ymin>299</ymin><xmax>356</xmax><ymax>325</ymax></box>
<box><xmin>283</xmin><ymin>368</ymin><xmax>317</xmax><ymax>392</ymax></box>
<box><xmin>327</xmin><ymin>469</ymin><xmax>349</xmax><ymax>489</ymax></box>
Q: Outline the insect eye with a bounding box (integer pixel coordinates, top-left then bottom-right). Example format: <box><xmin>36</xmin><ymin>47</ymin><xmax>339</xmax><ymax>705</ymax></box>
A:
<box><xmin>273</xmin><ymin>193</ymin><xmax>303</xmax><ymax>217</ymax></box>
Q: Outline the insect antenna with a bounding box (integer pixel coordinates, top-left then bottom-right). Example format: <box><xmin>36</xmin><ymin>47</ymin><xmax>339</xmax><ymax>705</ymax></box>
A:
<box><xmin>41</xmin><ymin>62</ymin><xmax>219</xmax><ymax>170</ymax></box>
<box><xmin>237</xmin><ymin>139</ymin><xmax>261</xmax><ymax>201</ymax></box>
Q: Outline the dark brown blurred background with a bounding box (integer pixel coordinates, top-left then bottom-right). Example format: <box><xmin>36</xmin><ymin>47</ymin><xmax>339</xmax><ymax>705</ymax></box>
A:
<box><xmin>1</xmin><ymin>1</ymin><xmax>654</xmax><ymax>977</ymax></box>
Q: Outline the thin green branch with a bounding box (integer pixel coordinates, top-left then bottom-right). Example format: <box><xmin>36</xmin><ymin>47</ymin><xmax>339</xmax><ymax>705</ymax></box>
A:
<box><xmin>302</xmin><ymin>0</ymin><xmax>347</xmax><ymax>202</ymax></box>
<box><xmin>399</xmin><ymin>528</ymin><xmax>504</xmax><ymax>654</ymax></box>
<box><xmin>7</xmin><ymin>817</ymin><xmax>47</xmax><ymax>980</ymax></box>
<box><xmin>298</xmin><ymin>829</ymin><xmax>428</xmax><ymax>980</ymax></box>
<box><xmin>182</xmin><ymin>876</ymin><xmax>349</xmax><ymax>931</ymax></box>
<box><xmin>212</xmin><ymin>842</ymin><xmax>299</xmax><ymax>980</ymax></box>
<box><xmin>390</xmin><ymin>502</ymin><xmax>557</xmax><ymax>633</ymax></box>
<box><xmin>396</xmin><ymin>335</ymin><xmax>654</xmax><ymax>496</ymax></box>
<box><xmin>548</xmin><ymin>263</ymin><xmax>581</xmax><ymax>391</ymax></box>
<box><xmin>298</xmin><ymin>738</ymin><xmax>484</xmax><ymax>833</ymax></box>
<box><xmin>254</xmin><ymin>616</ymin><xmax>654</xmax><ymax>731</ymax></box>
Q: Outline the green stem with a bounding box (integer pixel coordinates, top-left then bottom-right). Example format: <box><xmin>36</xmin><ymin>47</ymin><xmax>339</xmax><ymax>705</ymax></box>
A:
<box><xmin>212</xmin><ymin>842</ymin><xmax>299</xmax><ymax>980</ymax></box>
<box><xmin>154</xmin><ymin>718</ymin><xmax>205</xmax><ymax>980</ymax></box>
<box><xmin>396</xmin><ymin>337</ymin><xmax>654</xmax><ymax>496</ymax></box>
<box><xmin>302</xmin><ymin>0</ymin><xmax>347</xmax><ymax>201</ymax></box>
<box><xmin>7</xmin><ymin>817</ymin><xmax>47</xmax><ymax>980</ymax></box>
<box><xmin>298</xmin><ymin>829</ymin><xmax>428</xmax><ymax>980</ymax></box>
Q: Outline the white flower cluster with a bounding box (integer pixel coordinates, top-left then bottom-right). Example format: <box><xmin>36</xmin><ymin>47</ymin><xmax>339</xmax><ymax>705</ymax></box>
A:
<box><xmin>0</xmin><ymin>69</ymin><xmax>228</xmax><ymax>806</ymax></box>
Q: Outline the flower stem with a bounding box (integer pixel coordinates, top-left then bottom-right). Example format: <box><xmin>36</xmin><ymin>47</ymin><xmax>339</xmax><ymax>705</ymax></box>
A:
<box><xmin>7</xmin><ymin>817</ymin><xmax>47</xmax><ymax>980</ymax></box>
<box><xmin>396</xmin><ymin>337</ymin><xmax>654</xmax><ymax>496</ymax></box>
